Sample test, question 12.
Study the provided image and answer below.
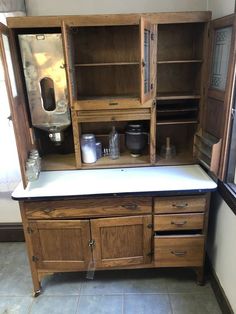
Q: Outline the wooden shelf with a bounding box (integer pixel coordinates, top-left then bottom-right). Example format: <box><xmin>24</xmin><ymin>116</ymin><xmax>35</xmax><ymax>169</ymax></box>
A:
<box><xmin>157</xmin><ymin>119</ymin><xmax>198</xmax><ymax>126</ymax></box>
<box><xmin>75</xmin><ymin>62</ymin><xmax>139</xmax><ymax>67</ymax></box>
<box><xmin>156</xmin><ymin>93</ymin><xmax>201</xmax><ymax>100</ymax></box>
<box><xmin>41</xmin><ymin>154</ymin><xmax>76</xmax><ymax>171</ymax></box>
<box><xmin>82</xmin><ymin>151</ymin><xmax>150</xmax><ymax>169</ymax></box>
<box><xmin>156</xmin><ymin>151</ymin><xmax>195</xmax><ymax>166</ymax></box>
<box><xmin>157</xmin><ymin>60</ymin><xmax>202</xmax><ymax>64</ymax></box>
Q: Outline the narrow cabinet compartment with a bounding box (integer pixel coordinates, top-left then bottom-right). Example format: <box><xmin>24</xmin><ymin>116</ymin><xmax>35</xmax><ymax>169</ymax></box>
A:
<box><xmin>63</xmin><ymin>19</ymin><xmax>154</xmax><ymax>110</ymax></box>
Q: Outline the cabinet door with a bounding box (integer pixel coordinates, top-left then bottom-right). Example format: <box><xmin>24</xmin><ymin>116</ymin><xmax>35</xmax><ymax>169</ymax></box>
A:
<box><xmin>29</xmin><ymin>220</ymin><xmax>92</xmax><ymax>270</ymax></box>
<box><xmin>203</xmin><ymin>15</ymin><xmax>236</xmax><ymax>180</ymax></box>
<box><xmin>0</xmin><ymin>23</ymin><xmax>32</xmax><ymax>187</ymax></box>
<box><xmin>91</xmin><ymin>215</ymin><xmax>152</xmax><ymax>268</ymax></box>
<box><xmin>140</xmin><ymin>18</ymin><xmax>154</xmax><ymax>104</ymax></box>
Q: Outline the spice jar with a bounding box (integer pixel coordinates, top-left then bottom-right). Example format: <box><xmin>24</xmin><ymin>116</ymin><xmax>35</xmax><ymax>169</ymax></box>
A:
<box><xmin>81</xmin><ymin>134</ymin><xmax>97</xmax><ymax>163</ymax></box>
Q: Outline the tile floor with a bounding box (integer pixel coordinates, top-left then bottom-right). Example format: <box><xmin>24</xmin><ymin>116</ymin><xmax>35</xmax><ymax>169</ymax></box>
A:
<box><xmin>0</xmin><ymin>242</ymin><xmax>222</xmax><ymax>314</ymax></box>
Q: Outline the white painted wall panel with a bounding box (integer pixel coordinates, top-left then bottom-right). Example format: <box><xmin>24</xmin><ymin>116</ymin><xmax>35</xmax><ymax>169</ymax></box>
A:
<box><xmin>25</xmin><ymin>0</ymin><xmax>207</xmax><ymax>16</ymax></box>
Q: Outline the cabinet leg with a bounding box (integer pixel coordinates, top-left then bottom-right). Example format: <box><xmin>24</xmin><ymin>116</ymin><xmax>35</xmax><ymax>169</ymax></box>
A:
<box><xmin>194</xmin><ymin>267</ymin><xmax>205</xmax><ymax>285</ymax></box>
<box><xmin>33</xmin><ymin>289</ymin><xmax>41</xmax><ymax>298</ymax></box>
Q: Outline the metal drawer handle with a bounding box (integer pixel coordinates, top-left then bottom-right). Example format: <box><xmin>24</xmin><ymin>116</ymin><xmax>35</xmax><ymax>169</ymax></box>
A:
<box><xmin>171</xmin><ymin>221</ymin><xmax>187</xmax><ymax>226</ymax></box>
<box><xmin>172</xmin><ymin>203</ymin><xmax>188</xmax><ymax>209</ymax></box>
<box><xmin>121</xmin><ymin>203</ymin><xmax>138</xmax><ymax>210</ymax></box>
<box><xmin>171</xmin><ymin>251</ymin><xmax>187</xmax><ymax>257</ymax></box>
<box><xmin>43</xmin><ymin>208</ymin><xmax>54</xmax><ymax>213</ymax></box>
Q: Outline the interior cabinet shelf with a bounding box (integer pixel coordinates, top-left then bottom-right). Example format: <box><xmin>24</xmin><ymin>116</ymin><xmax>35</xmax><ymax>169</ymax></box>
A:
<box><xmin>156</xmin><ymin>93</ymin><xmax>201</xmax><ymax>100</ymax></box>
<box><xmin>157</xmin><ymin>119</ymin><xmax>198</xmax><ymax>126</ymax></box>
<box><xmin>82</xmin><ymin>151</ymin><xmax>150</xmax><ymax>169</ymax></box>
<box><xmin>75</xmin><ymin>62</ymin><xmax>139</xmax><ymax>67</ymax></box>
<box><xmin>41</xmin><ymin>154</ymin><xmax>76</xmax><ymax>171</ymax></box>
<box><xmin>157</xmin><ymin>60</ymin><xmax>202</xmax><ymax>64</ymax></box>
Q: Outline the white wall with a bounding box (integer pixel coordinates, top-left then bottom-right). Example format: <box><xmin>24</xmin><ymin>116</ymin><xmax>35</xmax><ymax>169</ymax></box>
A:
<box><xmin>0</xmin><ymin>193</ymin><xmax>21</xmax><ymax>223</ymax></box>
<box><xmin>207</xmin><ymin>0</ymin><xmax>235</xmax><ymax>18</ymax></box>
<box><xmin>25</xmin><ymin>0</ymin><xmax>207</xmax><ymax>16</ymax></box>
<box><xmin>207</xmin><ymin>193</ymin><xmax>236</xmax><ymax>313</ymax></box>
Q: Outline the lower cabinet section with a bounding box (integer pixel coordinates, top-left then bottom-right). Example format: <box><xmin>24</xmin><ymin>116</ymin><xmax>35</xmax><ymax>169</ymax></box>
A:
<box><xmin>27</xmin><ymin>215</ymin><xmax>153</xmax><ymax>272</ymax></box>
<box><xmin>20</xmin><ymin>193</ymin><xmax>210</xmax><ymax>295</ymax></box>
<box><xmin>154</xmin><ymin>235</ymin><xmax>205</xmax><ymax>267</ymax></box>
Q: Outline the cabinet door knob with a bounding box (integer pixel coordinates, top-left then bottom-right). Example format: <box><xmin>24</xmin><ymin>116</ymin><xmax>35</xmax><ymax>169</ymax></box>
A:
<box><xmin>121</xmin><ymin>203</ymin><xmax>138</xmax><ymax>210</ymax></box>
<box><xmin>172</xmin><ymin>203</ymin><xmax>188</xmax><ymax>208</ymax></box>
<box><xmin>171</xmin><ymin>251</ymin><xmax>187</xmax><ymax>257</ymax></box>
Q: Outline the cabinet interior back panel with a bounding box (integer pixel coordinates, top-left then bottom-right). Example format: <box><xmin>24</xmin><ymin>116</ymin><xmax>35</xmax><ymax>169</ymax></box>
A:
<box><xmin>73</xmin><ymin>25</ymin><xmax>140</xmax><ymax>64</ymax></box>
<box><xmin>157</xmin><ymin>23</ymin><xmax>205</xmax><ymax>61</ymax></box>
<box><xmin>157</xmin><ymin>63</ymin><xmax>201</xmax><ymax>94</ymax></box>
<box><xmin>76</xmin><ymin>65</ymin><xmax>140</xmax><ymax>98</ymax></box>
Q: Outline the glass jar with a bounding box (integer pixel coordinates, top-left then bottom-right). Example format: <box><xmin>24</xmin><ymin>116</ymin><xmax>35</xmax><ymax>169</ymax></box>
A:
<box><xmin>109</xmin><ymin>126</ymin><xmax>120</xmax><ymax>159</ymax></box>
<box><xmin>81</xmin><ymin>134</ymin><xmax>97</xmax><ymax>163</ymax></box>
<box><xmin>25</xmin><ymin>159</ymin><xmax>38</xmax><ymax>182</ymax></box>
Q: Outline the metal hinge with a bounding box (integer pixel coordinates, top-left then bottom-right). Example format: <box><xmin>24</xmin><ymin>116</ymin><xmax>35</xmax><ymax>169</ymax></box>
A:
<box><xmin>27</xmin><ymin>227</ymin><xmax>33</xmax><ymax>234</ymax></box>
<box><xmin>147</xmin><ymin>223</ymin><xmax>153</xmax><ymax>229</ymax></box>
<box><xmin>231</xmin><ymin>108</ymin><xmax>236</xmax><ymax>120</ymax></box>
<box><xmin>151</xmin><ymin>33</ymin><xmax>154</xmax><ymax>40</ymax></box>
<box><xmin>32</xmin><ymin>256</ymin><xmax>39</xmax><ymax>262</ymax></box>
<box><xmin>151</xmin><ymin>83</ymin><xmax>154</xmax><ymax>90</ymax></box>
<box><xmin>147</xmin><ymin>251</ymin><xmax>154</xmax><ymax>257</ymax></box>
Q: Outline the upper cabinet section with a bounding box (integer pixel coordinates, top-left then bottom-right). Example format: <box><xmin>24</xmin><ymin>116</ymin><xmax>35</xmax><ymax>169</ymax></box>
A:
<box><xmin>156</xmin><ymin>22</ymin><xmax>206</xmax><ymax>100</ymax></box>
<box><xmin>62</xmin><ymin>18</ymin><xmax>154</xmax><ymax>110</ymax></box>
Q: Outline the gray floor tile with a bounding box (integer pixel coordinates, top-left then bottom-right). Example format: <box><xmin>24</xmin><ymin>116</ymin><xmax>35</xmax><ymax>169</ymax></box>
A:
<box><xmin>123</xmin><ymin>276</ymin><xmax>168</xmax><ymax>294</ymax></box>
<box><xmin>81</xmin><ymin>277</ymin><xmax>124</xmax><ymax>295</ymax></box>
<box><xmin>41</xmin><ymin>272</ymin><xmax>84</xmax><ymax>296</ymax></box>
<box><xmin>0</xmin><ymin>296</ymin><xmax>33</xmax><ymax>314</ymax></box>
<box><xmin>165</xmin><ymin>269</ymin><xmax>212</xmax><ymax>294</ymax></box>
<box><xmin>124</xmin><ymin>294</ymin><xmax>172</xmax><ymax>314</ymax></box>
<box><xmin>77</xmin><ymin>295</ymin><xmax>122</xmax><ymax>314</ymax></box>
<box><xmin>30</xmin><ymin>296</ymin><xmax>79</xmax><ymax>314</ymax></box>
<box><xmin>170</xmin><ymin>293</ymin><xmax>222</xmax><ymax>314</ymax></box>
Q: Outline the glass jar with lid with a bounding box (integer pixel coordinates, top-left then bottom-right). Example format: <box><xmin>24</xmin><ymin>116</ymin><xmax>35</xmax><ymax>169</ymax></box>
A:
<box><xmin>81</xmin><ymin>134</ymin><xmax>97</xmax><ymax>163</ymax></box>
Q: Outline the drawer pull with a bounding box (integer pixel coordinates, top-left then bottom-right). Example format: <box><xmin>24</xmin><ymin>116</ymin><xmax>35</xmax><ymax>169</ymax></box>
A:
<box><xmin>171</xmin><ymin>250</ymin><xmax>187</xmax><ymax>257</ymax></box>
<box><xmin>43</xmin><ymin>208</ymin><xmax>54</xmax><ymax>213</ymax></box>
<box><xmin>121</xmin><ymin>203</ymin><xmax>138</xmax><ymax>210</ymax></box>
<box><xmin>172</xmin><ymin>203</ymin><xmax>188</xmax><ymax>209</ymax></box>
<box><xmin>171</xmin><ymin>221</ymin><xmax>187</xmax><ymax>226</ymax></box>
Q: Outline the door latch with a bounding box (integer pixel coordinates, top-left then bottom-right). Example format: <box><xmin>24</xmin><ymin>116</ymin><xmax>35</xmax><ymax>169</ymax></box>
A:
<box><xmin>88</xmin><ymin>240</ymin><xmax>96</xmax><ymax>248</ymax></box>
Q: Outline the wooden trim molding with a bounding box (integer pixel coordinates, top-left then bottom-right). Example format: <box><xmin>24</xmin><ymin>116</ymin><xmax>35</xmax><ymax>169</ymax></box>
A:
<box><xmin>0</xmin><ymin>223</ymin><xmax>25</xmax><ymax>242</ymax></box>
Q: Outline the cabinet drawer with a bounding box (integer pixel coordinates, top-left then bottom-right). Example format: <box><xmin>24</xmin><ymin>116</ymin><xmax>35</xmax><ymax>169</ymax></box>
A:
<box><xmin>154</xmin><ymin>235</ymin><xmax>204</xmax><ymax>267</ymax></box>
<box><xmin>154</xmin><ymin>195</ymin><xmax>207</xmax><ymax>214</ymax></box>
<box><xmin>24</xmin><ymin>197</ymin><xmax>152</xmax><ymax>219</ymax></box>
<box><xmin>154</xmin><ymin>213</ymin><xmax>204</xmax><ymax>231</ymax></box>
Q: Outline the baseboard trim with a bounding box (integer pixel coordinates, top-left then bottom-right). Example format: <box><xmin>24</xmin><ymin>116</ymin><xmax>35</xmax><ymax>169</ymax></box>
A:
<box><xmin>207</xmin><ymin>257</ymin><xmax>234</xmax><ymax>314</ymax></box>
<box><xmin>0</xmin><ymin>223</ymin><xmax>25</xmax><ymax>242</ymax></box>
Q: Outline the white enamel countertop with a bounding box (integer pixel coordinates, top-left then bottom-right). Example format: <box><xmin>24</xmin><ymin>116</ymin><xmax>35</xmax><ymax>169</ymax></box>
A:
<box><xmin>12</xmin><ymin>165</ymin><xmax>217</xmax><ymax>200</ymax></box>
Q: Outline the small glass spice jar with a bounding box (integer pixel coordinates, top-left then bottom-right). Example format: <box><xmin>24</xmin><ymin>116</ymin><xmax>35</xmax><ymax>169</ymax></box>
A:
<box><xmin>81</xmin><ymin>134</ymin><xmax>97</xmax><ymax>163</ymax></box>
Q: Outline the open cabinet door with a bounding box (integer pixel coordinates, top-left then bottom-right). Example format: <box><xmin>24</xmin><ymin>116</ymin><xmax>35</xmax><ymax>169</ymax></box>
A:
<box><xmin>140</xmin><ymin>17</ymin><xmax>155</xmax><ymax>104</ymax></box>
<box><xmin>197</xmin><ymin>14</ymin><xmax>236</xmax><ymax>180</ymax></box>
<box><xmin>0</xmin><ymin>22</ymin><xmax>33</xmax><ymax>188</ymax></box>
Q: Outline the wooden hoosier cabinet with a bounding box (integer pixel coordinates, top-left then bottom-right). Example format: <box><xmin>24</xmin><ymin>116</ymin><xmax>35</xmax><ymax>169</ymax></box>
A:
<box><xmin>1</xmin><ymin>11</ymin><xmax>235</xmax><ymax>296</ymax></box>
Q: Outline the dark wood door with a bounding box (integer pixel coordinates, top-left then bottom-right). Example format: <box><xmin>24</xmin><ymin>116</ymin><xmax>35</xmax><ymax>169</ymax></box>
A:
<box><xmin>0</xmin><ymin>23</ymin><xmax>33</xmax><ymax>187</ymax></box>
<box><xmin>29</xmin><ymin>220</ymin><xmax>92</xmax><ymax>270</ymax></box>
<box><xmin>203</xmin><ymin>14</ymin><xmax>236</xmax><ymax>180</ymax></box>
<box><xmin>91</xmin><ymin>215</ymin><xmax>152</xmax><ymax>268</ymax></box>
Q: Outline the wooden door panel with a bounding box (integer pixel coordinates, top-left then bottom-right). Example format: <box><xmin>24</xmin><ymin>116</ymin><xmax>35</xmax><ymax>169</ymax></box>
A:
<box><xmin>29</xmin><ymin>220</ymin><xmax>92</xmax><ymax>270</ymax></box>
<box><xmin>0</xmin><ymin>23</ymin><xmax>32</xmax><ymax>187</ymax></box>
<box><xmin>91</xmin><ymin>215</ymin><xmax>152</xmax><ymax>268</ymax></box>
<box><xmin>203</xmin><ymin>14</ymin><xmax>236</xmax><ymax>179</ymax></box>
